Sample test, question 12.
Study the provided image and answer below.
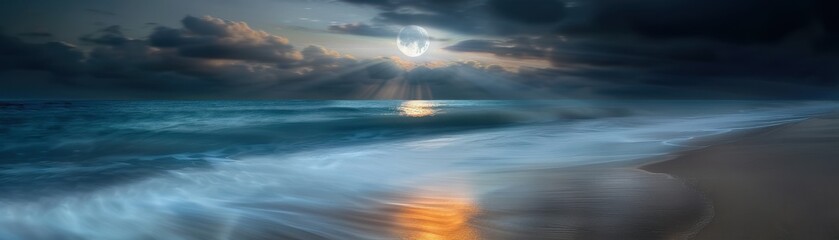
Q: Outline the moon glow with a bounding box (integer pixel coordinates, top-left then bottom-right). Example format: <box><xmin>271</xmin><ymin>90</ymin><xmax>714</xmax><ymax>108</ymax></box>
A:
<box><xmin>397</xmin><ymin>26</ymin><xmax>430</xmax><ymax>57</ymax></box>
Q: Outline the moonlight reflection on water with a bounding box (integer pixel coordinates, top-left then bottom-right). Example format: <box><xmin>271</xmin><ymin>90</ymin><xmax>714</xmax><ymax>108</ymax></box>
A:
<box><xmin>399</xmin><ymin>100</ymin><xmax>438</xmax><ymax>117</ymax></box>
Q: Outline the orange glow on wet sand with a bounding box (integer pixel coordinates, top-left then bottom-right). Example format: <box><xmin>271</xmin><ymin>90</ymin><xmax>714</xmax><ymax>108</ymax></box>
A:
<box><xmin>393</xmin><ymin>194</ymin><xmax>479</xmax><ymax>240</ymax></box>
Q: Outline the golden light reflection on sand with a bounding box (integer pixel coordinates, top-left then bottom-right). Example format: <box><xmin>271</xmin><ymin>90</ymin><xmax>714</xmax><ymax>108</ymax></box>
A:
<box><xmin>393</xmin><ymin>193</ymin><xmax>479</xmax><ymax>240</ymax></box>
<box><xmin>399</xmin><ymin>100</ymin><xmax>438</xmax><ymax>117</ymax></box>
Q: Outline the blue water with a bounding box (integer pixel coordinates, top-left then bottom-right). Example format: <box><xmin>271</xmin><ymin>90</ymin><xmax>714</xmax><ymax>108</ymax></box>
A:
<box><xmin>0</xmin><ymin>100</ymin><xmax>835</xmax><ymax>239</ymax></box>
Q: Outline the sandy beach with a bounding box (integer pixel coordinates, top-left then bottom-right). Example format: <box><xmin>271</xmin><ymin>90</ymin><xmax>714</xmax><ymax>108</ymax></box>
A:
<box><xmin>644</xmin><ymin>113</ymin><xmax>839</xmax><ymax>239</ymax></box>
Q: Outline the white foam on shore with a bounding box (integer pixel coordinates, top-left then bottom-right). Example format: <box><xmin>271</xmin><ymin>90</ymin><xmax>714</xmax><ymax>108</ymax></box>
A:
<box><xmin>0</xmin><ymin>103</ymin><xmax>834</xmax><ymax>239</ymax></box>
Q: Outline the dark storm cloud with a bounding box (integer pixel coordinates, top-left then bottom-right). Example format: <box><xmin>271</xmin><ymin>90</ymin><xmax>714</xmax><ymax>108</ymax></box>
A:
<box><xmin>0</xmin><ymin>34</ymin><xmax>85</xmax><ymax>76</ymax></box>
<box><xmin>84</xmin><ymin>8</ymin><xmax>116</xmax><ymax>16</ymax></box>
<box><xmin>328</xmin><ymin>23</ymin><xmax>397</xmax><ymax>37</ymax></box>
<box><xmin>3</xmin><ymin>16</ymin><xmax>321</xmax><ymax>98</ymax></box>
<box><xmin>18</xmin><ymin>32</ymin><xmax>53</xmax><ymax>38</ymax></box>
<box><xmin>341</xmin><ymin>0</ymin><xmax>838</xmax><ymax>42</ymax></box>
<box><xmin>336</xmin><ymin>0</ymin><xmax>488</xmax><ymax>34</ymax></box>
<box><xmin>444</xmin><ymin>37</ymin><xmax>549</xmax><ymax>59</ymax></box>
<box><xmin>538</xmin><ymin>36</ymin><xmax>839</xmax><ymax>98</ymax></box>
<box><xmin>337</xmin><ymin>0</ymin><xmax>839</xmax><ymax>98</ymax></box>
<box><xmin>148</xmin><ymin>16</ymin><xmax>302</xmax><ymax>63</ymax></box>
<box><xmin>374</xmin><ymin>11</ymin><xmax>482</xmax><ymax>34</ymax></box>
<box><xmin>4</xmin><ymin>0</ymin><xmax>839</xmax><ymax>100</ymax></box>
<box><xmin>1</xmin><ymin>15</ymin><xmax>542</xmax><ymax>99</ymax></box>
<box><xmin>80</xmin><ymin>25</ymin><xmax>131</xmax><ymax>46</ymax></box>
<box><xmin>365</xmin><ymin>60</ymin><xmax>401</xmax><ymax>79</ymax></box>
<box><xmin>549</xmin><ymin>0</ymin><xmax>820</xmax><ymax>45</ymax></box>
<box><xmin>327</xmin><ymin>22</ymin><xmax>451</xmax><ymax>42</ymax></box>
<box><xmin>487</xmin><ymin>0</ymin><xmax>566</xmax><ymax>24</ymax></box>
<box><xmin>337</xmin><ymin>0</ymin><xmax>569</xmax><ymax>35</ymax></box>
<box><xmin>340</xmin><ymin>0</ymin><xmax>473</xmax><ymax>12</ymax></box>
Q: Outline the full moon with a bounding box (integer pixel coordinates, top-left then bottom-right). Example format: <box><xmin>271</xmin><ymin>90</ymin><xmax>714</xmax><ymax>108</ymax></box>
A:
<box><xmin>397</xmin><ymin>25</ymin><xmax>430</xmax><ymax>57</ymax></box>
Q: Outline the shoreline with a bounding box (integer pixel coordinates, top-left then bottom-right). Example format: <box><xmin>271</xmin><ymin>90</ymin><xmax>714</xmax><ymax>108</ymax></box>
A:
<box><xmin>641</xmin><ymin>113</ymin><xmax>839</xmax><ymax>239</ymax></box>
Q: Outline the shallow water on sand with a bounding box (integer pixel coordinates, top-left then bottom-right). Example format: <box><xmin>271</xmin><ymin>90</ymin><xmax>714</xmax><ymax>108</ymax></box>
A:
<box><xmin>0</xmin><ymin>100</ymin><xmax>834</xmax><ymax>239</ymax></box>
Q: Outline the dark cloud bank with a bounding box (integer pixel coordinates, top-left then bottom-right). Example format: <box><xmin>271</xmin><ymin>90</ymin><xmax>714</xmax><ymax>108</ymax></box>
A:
<box><xmin>337</xmin><ymin>0</ymin><xmax>839</xmax><ymax>99</ymax></box>
<box><xmin>1</xmin><ymin>16</ymin><xmax>528</xmax><ymax>99</ymax></box>
<box><xmin>2</xmin><ymin>0</ymin><xmax>839</xmax><ymax>99</ymax></box>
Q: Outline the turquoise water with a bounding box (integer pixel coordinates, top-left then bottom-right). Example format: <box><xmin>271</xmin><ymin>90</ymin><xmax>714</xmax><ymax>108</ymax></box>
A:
<box><xmin>0</xmin><ymin>100</ymin><xmax>834</xmax><ymax>239</ymax></box>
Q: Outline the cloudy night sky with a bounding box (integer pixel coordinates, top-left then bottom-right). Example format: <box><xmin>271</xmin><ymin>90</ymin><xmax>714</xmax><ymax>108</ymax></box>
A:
<box><xmin>1</xmin><ymin>0</ymin><xmax>838</xmax><ymax>99</ymax></box>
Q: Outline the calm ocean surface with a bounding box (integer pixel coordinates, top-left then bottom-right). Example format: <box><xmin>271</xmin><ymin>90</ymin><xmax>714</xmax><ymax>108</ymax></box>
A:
<box><xmin>0</xmin><ymin>100</ymin><xmax>835</xmax><ymax>239</ymax></box>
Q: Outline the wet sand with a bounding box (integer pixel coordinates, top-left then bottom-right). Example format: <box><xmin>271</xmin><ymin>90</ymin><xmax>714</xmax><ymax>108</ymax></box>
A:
<box><xmin>469</xmin><ymin>167</ymin><xmax>710</xmax><ymax>239</ymax></box>
<box><xmin>357</xmin><ymin>166</ymin><xmax>711</xmax><ymax>240</ymax></box>
<box><xmin>643</xmin><ymin>114</ymin><xmax>839</xmax><ymax>239</ymax></box>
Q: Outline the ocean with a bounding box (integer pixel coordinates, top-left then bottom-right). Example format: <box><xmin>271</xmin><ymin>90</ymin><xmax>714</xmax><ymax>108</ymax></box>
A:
<box><xmin>0</xmin><ymin>100</ymin><xmax>835</xmax><ymax>239</ymax></box>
